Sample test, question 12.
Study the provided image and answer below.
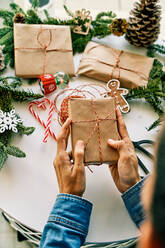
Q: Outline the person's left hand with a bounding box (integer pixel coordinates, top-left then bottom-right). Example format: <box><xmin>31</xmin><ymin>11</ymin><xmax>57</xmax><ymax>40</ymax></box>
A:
<box><xmin>53</xmin><ymin>118</ymin><xmax>86</xmax><ymax>197</ymax></box>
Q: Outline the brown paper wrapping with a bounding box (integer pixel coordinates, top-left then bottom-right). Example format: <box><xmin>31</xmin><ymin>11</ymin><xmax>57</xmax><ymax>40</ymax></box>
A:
<box><xmin>14</xmin><ymin>24</ymin><xmax>75</xmax><ymax>78</ymax></box>
<box><xmin>77</xmin><ymin>41</ymin><xmax>154</xmax><ymax>89</ymax></box>
<box><xmin>68</xmin><ymin>98</ymin><xmax>120</xmax><ymax>165</ymax></box>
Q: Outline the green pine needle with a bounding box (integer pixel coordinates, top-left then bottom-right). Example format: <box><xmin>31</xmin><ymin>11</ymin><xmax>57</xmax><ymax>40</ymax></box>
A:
<box><xmin>0</xmin><ymin>30</ymin><xmax>13</xmax><ymax>45</ymax></box>
<box><xmin>6</xmin><ymin>145</ymin><xmax>26</xmax><ymax>158</ymax></box>
<box><xmin>17</xmin><ymin>124</ymin><xmax>35</xmax><ymax>135</ymax></box>
<box><xmin>9</xmin><ymin>3</ymin><xmax>26</xmax><ymax>15</ymax></box>
<box><xmin>0</xmin><ymin>142</ymin><xmax>8</xmax><ymax>169</ymax></box>
<box><xmin>26</xmin><ymin>9</ymin><xmax>42</xmax><ymax>24</ymax></box>
<box><xmin>147</xmin><ymin>117</ymin><xmax>161</xmax><ymax>131</ymax></box>
<box><xmin>127</xmin><ymin>59</ymin><xmax>165</xmax><ymax>130</ymax></box>
<box><xmin>63</xmin><ymin>4</ymin><xmax>74</xmax><ymax>18</ymax></box>
<box><xmin>31</xmin><ymin>0</ymin><xmax>39</xmax><ymax>10</ymax></box>
<box><xmin>95</xmin><ymin>11</ymin><xmax>116</xmax><ymax>24</ymax></box>
<box><xmin>0</xmin><ymin>27</ymin><xmax>12</xmax><ymax>38</ymax></box>
<box><xmin>43</xmin><ymin>9</ymin><xmax>50</xmax><ymax>20</ymax></box>
<box><xmin>147</xmin><ymin>44</ymin><xmax>165</xmax><ymax>58</ymax></box>
<box><xmin>0</xmin><ymin>76</ymin><xmax>42</xmax><ymax>166</ymax></box>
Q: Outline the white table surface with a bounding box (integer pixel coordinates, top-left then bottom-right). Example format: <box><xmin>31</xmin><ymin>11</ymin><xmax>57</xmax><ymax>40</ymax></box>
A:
<box><xmin>0</xmin><ymin>34</ymin><xmax>161</xmax><ymax>242</ymax></box>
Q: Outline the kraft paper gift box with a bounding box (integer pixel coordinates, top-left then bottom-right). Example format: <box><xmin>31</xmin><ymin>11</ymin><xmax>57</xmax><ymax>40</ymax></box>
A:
<box><xmin>68</xmin><ymin>98</ymin><xmax>120</xmax><ymax>165</ymax></box>
<box><xmin>77</xmin><ymin>41</ymin><xmax>154</xmax><ymax>89</ymax></box>
<box><xmin>14</xmin><ymin>24</ymin><xmax>75</xmax><ymax>78</ymax></box>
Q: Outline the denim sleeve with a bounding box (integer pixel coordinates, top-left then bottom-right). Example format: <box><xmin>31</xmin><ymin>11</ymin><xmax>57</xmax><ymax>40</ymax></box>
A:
<box><xmin>39</xmin><ymin>193</ymin><xmax>93</xmax><ymax>248</ymax></box>
<box><xmin>121</xmin><ymin>178</ymin><xmax>146</xmax><ymax>228</ymax></box>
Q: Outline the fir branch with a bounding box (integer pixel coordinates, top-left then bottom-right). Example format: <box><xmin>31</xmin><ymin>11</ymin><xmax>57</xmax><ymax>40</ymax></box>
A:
<box><xmin>43</xmin><ymin>9</ymin><xmax>49</xmax><ymax>20</ymax></box>
<box><xmin>0</xmin><ymin>88</ymin><xmax>13</xmax><ymax>112</ymax></box>
<box><xmin>147</xmin><ymin>44</ymin><xmax>165</xmax><ymax>58</ymax></box>
<box><xmin>0</xmin><ymin>76</ymin><xmax>40</xmax><ymax>166</ymax></box>
<box><xmin>0</xmin><ymin>142</ymin><xmax>8</xmax><ymax>169</ymax></box>
<box><xmin>0</xmin><ymin>9</ymin><xmax>14</xmax><ymax>27</ymax></box>
<box><xmin>9</xmin><ymin>55</ymin><xmax>14</xmax><ymax>68</ymax></box>
<box><xmin>147</xmin><ymin>117</ymin><xmax>161</xmax><ymax>131</ymax></box>
<box><xmin>127</xmin><ymin>59</ymin><xmax>165</xmax><ymax>130</ymax></box>
<box><xmin>2</xmin><ymin>43</ymin><xmax>14</xmax><ymax>53</ymax></box>
<box><xmin>11</xmin><ymin>89</ymin><xmax>43</xmax><ymax>102</ymax></box>
<box><xmin>63</xmin><ymin>4</ymin><xmax>74</xmax><ymax>18</ymax></box>
<box><xmin>26</xmin><ymin>9</ymin><xmax>42</xmax><ymax>24</ymax></box>
<box><xmin>31</xmin><ymin>0</ymin><xmax>39</xmax><ymax>10</ymax></box>
<box><xmin>0</xmin><ymin>77</ymin><xmax>43</xmax><ymax>102</ymax></box>
<box><xmin>95</xmin><ymin>11</ymin><xmax>116</xmax><ymax>24</ymax></box>
<box><xmin>28</xmin><ymin>78</ymin><xmax>38</xmax><ymax>85</ymax></box>
<box><xmin>2</xmin><ymin>53</ymin><xmax>10</xmax><ymax>72</ymax></box>
<box><xmin>0</xmin><ymin>30</ymin><xmax>13</xmax><ymax>46</ymax></box>
<box><xmin>10</xmin><ymin>78</ymin><xmax>22</xmax><ymax>88</ymax></box>
<box><xmin>92</xmin><ymin>22</ymin><xmax>111</xmax><ymax>38</ymax></box>
<box><xmin>9</xmin><ymin>3</ymin><xmax>26</xmax><ymax>15</ymax></box>
<box><xmin>6</xmin><ymin>145</ymin><xmax>26</xmax><ymax>158</ymax></box>
<box><xmin>17</xmin><ymin>124</ymin><xmax>35</xmax><ymax>135</ymax></box>
<box><xmin>72</xmin><ymin>33</ymin><xmax>92</xmax><ymax>54</ymax></box>
<box><xmin>0</xmin><ymin>131</ymin><xmax>13</xmax><ymax>147</ymax></box>
<box><xmin>0</xmin><ymin>27</ymin><xmax>12</xmax><ymax>38</ymax></box>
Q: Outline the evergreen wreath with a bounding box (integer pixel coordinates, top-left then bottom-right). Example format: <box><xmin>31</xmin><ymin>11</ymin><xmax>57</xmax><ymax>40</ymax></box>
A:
<box><xmin>0</xmin><ymin>76</ymin><xmax>43</xmax><ymax>168</ymax></box>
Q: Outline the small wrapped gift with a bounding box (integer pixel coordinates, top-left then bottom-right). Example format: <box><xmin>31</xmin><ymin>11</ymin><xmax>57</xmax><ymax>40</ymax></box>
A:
<box><xmin>14</xmin><ymin>24</ymin><xmax>75</xmax><ymax>78</ymax></box>
<box><xmin>68</xmin><ymin>98</ymin><xmax>120</xmax><ymax>165</ymax></box>
<box><xmin>77</xmin><ymin>41</ymin><xmax>154</xmax><ymax>89</ymax></box>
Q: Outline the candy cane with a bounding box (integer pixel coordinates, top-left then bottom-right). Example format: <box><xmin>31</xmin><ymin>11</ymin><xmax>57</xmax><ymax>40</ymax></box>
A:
<box><xmin>43</xmin><ymin>102</ymin><xmax>54</xmax><ymax>143</ymax></box>
<box><xmin>29</xmin><ymin>98</ymin><xmax>57</xmax><ymax>142</ymax></box>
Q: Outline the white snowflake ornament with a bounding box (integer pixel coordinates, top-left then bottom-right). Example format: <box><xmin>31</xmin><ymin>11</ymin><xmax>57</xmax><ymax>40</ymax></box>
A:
<box><xmin>0</xmin><ymin>109</ymin><xmax>23</xmax><ymax>133</ymax></box>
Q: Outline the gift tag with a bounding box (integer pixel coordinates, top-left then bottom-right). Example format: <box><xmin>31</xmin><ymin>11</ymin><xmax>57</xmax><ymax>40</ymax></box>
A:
<box><xmin>73</xmin><ymin>8</ymin><xmax>92</xmax><ymax>35</ymax></box>
<box><xmin>107</xmin><ymin>79</ymin><xmax>130</xmax><ymax>113</ymax></box>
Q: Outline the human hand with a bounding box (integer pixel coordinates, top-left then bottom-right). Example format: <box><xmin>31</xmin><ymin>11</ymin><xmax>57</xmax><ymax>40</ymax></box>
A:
<box><xmin>107</xmin><ymin>108</ymin><xmax>141</xmax><ymax>193</ymax></box>
<box><xmin>53</xmin><ymin>118</ymin><xmax>86</xmax><ymax>197</ymax></box>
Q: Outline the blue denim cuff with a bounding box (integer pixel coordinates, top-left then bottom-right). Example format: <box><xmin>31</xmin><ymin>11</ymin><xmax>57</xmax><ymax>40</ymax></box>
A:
<box><xmin>122</xmin><ymin>178</ymin><xmax>146</xmax><ymax>228</ymax></box>
<box><xmin>48</xmin><ymin>194</ymin><xmax>93</xmax><ymax>235</ymax></box>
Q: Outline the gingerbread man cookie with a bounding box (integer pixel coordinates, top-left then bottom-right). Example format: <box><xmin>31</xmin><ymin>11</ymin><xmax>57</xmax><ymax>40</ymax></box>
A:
<box><xmin>107</xmin><ymin>79</ymin><xmax>130</xmax><ymax>113</ymax></box>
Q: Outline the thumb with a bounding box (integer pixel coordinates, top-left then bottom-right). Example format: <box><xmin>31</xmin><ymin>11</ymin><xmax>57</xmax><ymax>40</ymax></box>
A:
<box><xmin>107</xmin><ymin>139</ymin><xmax>124</xmax><ymax>151</ymax></box>
<box><xmin>74</xmin><ymin>140</ymin><xmax>85</xmax><ymax>167</ymax></box>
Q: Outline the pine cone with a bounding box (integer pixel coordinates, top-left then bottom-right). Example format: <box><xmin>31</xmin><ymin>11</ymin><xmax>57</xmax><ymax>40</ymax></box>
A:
<box><xmin>126</xmin><ymin>0</ymin><xmax>161</xmax><ymax>47</ymax></box>
<box><xmin>13</xmin><ymin>13</ymin><xmax>26</xmax><ymax>24</ymax></box>
<box><xmin>110</xmin><ymin>18</ymin><xmax>128</xmax><ymax>36</ymax></box>
<box><xmin>0</xmin><ymin>46</ymin><xmax>5</xmax><ymax>71</ymax></box>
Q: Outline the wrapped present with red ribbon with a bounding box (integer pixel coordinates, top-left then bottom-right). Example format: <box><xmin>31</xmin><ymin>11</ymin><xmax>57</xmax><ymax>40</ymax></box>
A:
<box><xmin>14</xmin><ymin>24</ymin><xmax>75</xmax><ymax>78</ymax></box>
<box><xmin>68</xmin><ymin>98</ymin><xmax>120</xmax><ymax>165</ymax></box>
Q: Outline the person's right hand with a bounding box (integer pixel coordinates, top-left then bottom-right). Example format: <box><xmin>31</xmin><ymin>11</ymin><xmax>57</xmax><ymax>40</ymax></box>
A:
<box><xmin>53</xmin><ymin>118</ymin><xmax>86</xmax><ymax>197</ymax></box>
<box><xmin>107</xmin><ymin>108</ymin><xmax>141</xmax><ymax>193</ymax></box>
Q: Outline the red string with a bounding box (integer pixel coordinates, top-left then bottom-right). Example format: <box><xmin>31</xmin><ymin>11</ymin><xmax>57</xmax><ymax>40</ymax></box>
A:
<box><xmin>54</xmin><ymin>84</ymin><xmax>108</xmax><ymax>126</ymax></box>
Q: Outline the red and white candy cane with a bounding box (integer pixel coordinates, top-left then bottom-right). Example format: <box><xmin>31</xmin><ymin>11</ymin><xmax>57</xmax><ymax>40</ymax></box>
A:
<box><xmin>29</xmin><ymin>98</ymin><xmax>57</xmax><ymax>143</ymax></box>
<box><xmin>43</xmin><ymin>101</ymin><xmax>54</xmax><ymax>143</ymax></box>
